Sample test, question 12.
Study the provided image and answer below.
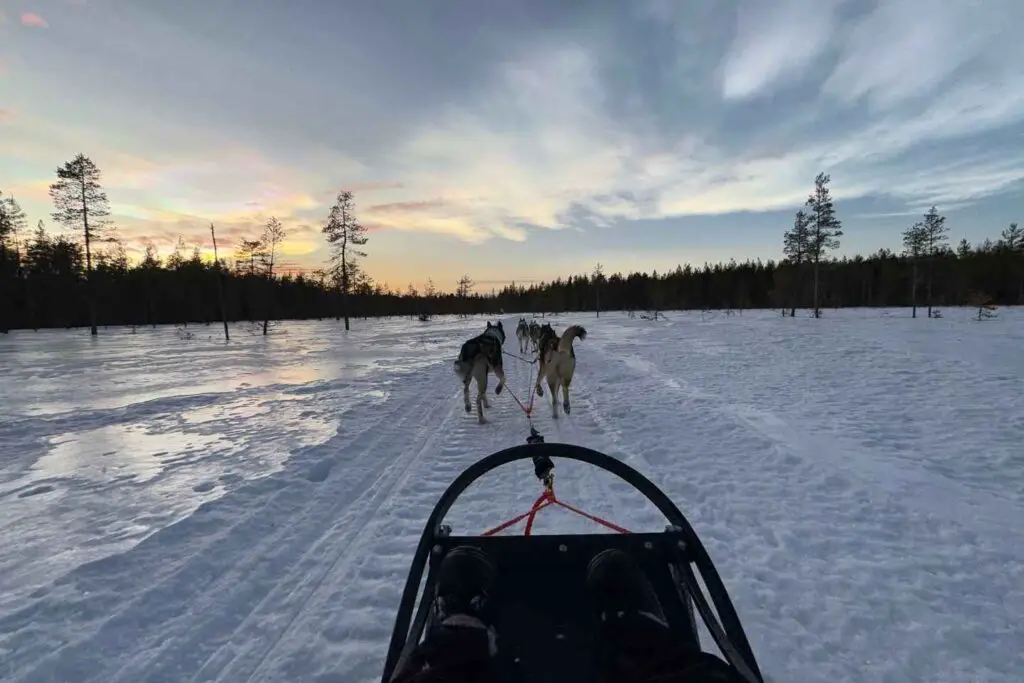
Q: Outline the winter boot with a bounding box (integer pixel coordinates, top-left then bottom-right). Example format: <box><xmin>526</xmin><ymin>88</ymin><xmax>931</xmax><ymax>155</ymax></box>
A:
<box><xmin>586</xmin><ymin>547</ymin><xmax>668</xmax><ymax>627</ymax></box>
<box><xmin>586</xmin><ymin>548</ymin><xmax>744</xmax><ymax>683</ymax></box>
<box><xmin>434</xmin><ymin>544</ymin><xmax>496</xmax><ymax>627</ymax></box>
<box><xmin>389</xmin><ymin>546</ymin><xmax>501</xmax><ymax>683</ymax></box>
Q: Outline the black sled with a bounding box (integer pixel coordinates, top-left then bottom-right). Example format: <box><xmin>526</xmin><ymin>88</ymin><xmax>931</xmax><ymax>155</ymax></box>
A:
<box><xmin>381</xmin><ymin>440</ymin><xmax>765</xmax><ymax>683</ymax></box>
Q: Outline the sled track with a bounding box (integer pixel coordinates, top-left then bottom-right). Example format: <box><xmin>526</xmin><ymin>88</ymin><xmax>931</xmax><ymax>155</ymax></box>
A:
<box><xmin>202</xmin><ymin>381</ymin><xmax>463</xmax><ymax>683</ymax></box>
<box><xmin>1</xmin><ymin>366</ymin><xmax>462</xmax><ymax>683</ymax></box>
<box><xmin>244</xmin><ymin>351</ymin><xmax>555</xmax><ymax>682</ymax></box>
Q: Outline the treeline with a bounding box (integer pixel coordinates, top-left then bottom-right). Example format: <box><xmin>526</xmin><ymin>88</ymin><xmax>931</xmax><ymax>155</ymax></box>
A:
<box><xmin>1</xmin><ymin>221</ymin><xmax>1021</xmax><ymax>332</ymax></box>
<box><xmin>1</xmin><ymin>160</ymin><xmax>1022</xmax><ymax>334</ymax></box>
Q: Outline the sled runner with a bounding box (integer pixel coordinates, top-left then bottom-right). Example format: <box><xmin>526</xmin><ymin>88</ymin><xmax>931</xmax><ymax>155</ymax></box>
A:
<box><xmin>381</xmin><ymin>439</ymin><xmax>765</xmax><ymax>683</ymax></box>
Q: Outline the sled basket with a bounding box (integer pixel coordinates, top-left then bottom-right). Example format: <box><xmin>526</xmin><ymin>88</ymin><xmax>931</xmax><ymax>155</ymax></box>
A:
<box><xmin>381</xmin><ymin>442</ymin><xmax>764</xmax><ymax>683</ymax></box>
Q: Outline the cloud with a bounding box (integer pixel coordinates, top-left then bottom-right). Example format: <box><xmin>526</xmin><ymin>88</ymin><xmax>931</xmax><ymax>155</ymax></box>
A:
<box><xmin>718</xmin><ymin>0</ymin><xmax>843</xmax><ymax>100</ymax></box>
<box><xmin>20</xmin><ymin>12</ymin><xmax>49</xmax><ymax>28</ymax></box>
<box><xmin>354</xmin><ymin>0</ymin><xmax>1024</xmax><ymax>248</ymax></box>
<box><xmin>366</xmin><ymin>199</ymin><xmax>447</xmax><ymax>214</ymax></box>
<box><xmin>5</xmin><ymin>0</ymin><xmax>1024</xmax><ymax>285</ymax></box>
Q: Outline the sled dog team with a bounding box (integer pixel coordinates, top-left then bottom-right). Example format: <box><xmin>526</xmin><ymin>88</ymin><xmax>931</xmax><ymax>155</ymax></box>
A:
<box><xmin>453</xmin><ymin>317</ymin><xmax>587</xmax><ymax>424</ymax></box>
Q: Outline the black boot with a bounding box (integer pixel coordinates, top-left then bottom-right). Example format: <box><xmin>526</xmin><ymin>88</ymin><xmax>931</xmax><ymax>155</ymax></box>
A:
<box><xmin>586</xmin><ymin>548</ymin><xmax>668</xmax><ymax>627</ymax></box>
<box><xmin>434</xmin><ymin>545</ymin><xmax>496</xmax><ymax>626</ymax></box>
<box><xmin>390</xmin><ymin>546</ymin><xmax>501</xmax><ymax>683</ymax></box>
<box><xmin>586</xmin><ymin>549</ymin><xmax>744</xmax><ymax>683</ymax></box>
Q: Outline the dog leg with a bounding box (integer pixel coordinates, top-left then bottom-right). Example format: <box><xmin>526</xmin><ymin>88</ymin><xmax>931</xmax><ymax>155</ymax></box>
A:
<box><xmin>475</xmin><ymin>372</ymin><xmax>487</xmax><ymax>424</ymax></box>
<box><xmin>463</xmin><ymin>376</ymin><xmax>472</xmax><ymax>413</ymax></box>
<box><xmin>492</xmin><ymin>364</ymin><xmax>506</xmax><ymax>396</ymax></box>
<box><xmin>561</xmin><ymin>377</ymin><xmax>571</xmax><ymax>415</ymax></box>
<box><xmin>549</xmin><ymin>376</ymin><xmax>559</xmax><ymax>419</ymax></box>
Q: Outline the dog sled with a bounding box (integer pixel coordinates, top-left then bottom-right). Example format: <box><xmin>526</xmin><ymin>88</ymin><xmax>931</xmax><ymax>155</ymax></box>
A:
<box><xmin>381</xmin><ymin>437</ymin><xmax>766</xmax><ymax>683</ymax></box>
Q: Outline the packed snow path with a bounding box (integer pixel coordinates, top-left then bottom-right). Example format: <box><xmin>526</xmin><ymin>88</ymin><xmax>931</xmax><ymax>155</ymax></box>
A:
<box><xmin>1</xmin><ymin>309</ymin><xmax>1022</xmax><ymax>683</ymax></box>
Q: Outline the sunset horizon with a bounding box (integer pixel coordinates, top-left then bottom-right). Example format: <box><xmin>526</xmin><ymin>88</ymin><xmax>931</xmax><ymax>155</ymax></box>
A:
<box><xmin>3</xmin><ymin>0</ymin><xmax>1022</xmax><ymax>294</ymax></box>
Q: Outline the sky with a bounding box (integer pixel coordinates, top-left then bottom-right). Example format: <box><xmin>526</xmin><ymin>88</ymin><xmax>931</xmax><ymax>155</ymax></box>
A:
<box><xmin>2</xmin><ymin>0</ymin><xmax>1023</xmax><ymax>293</ymax></box>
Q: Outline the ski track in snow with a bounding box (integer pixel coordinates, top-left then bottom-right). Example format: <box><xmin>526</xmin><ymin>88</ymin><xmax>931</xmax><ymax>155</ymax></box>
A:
<box><xmin>1</xmin><ymin>310</ymin><xmax>1022</xmax><ymax>683</ymax></box>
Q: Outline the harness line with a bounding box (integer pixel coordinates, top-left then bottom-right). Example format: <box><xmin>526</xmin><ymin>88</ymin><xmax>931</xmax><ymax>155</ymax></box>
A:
<box><xmin>486</xmin><ymin>339</ymin><xmax>630</xmax><ymax>536</ymax></box>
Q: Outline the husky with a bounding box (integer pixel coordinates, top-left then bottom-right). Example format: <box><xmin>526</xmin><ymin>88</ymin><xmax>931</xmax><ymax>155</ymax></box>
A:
<box><xmin>515</xmin><ymin>318</ymin><xmax>530</xmax><ymax>354</ymax></box>
<box><xmin>453</xmin><ymin>321</ymin><xmax>507</xmax><ymax>424</ymax></box>
<box><xmin>528</xmin><ymin>320</ymin><xmax>541</xmax><ymax>352</ymax></box>
<box><xmin>535</xmin><ymin>324</ymin><xmax>586</xmax><ymax>418</ymax></box>
<box><xmin>532</xmin><ymin>323</ymin><xmax>557</xmax><ymax>396</ymax></box>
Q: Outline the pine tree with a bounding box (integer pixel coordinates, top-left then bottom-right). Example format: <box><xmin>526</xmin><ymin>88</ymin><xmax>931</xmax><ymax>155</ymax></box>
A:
<box><xmin>920</xmin><ymin>206</ymin><xmax>947</xmax><ymax>318</ymax></box>
<box><xmin>0</xmin><ymin>191</ymin><xmax>28</xmax><ymax>261</ymax></box>
<box><xmin>902</xmin><ymin>220</ymin><xmax>927</xmax><ymax>318</ymax></box>
<box><xmin>234</xmin><ymin>238</ymin><xmax>263</xmax><ymax>277</ymax></box>
<box><xmin>49</xmin><ymin>153</ymin><xmax>112</xmax><ymax>335</ymax></box>
<box><xmin>998</xmin><ymin>222</ymin><xmax>1022</xmax><ymax>302</ymax></box>
<box><xmin>321</xmin><ymin>190</ymin><xmax>368</xmax><ymax>330</ymax></box>
<box><xmin>457</xmin><ymin>275</ymin><xmax>474</xmax><ymax>298</ymax></box>
<box><xmin>782</xmin><ymin>209</ymin><xmax>811</xmax><ymax>316</ymax></box>
<box><xmin>804</xmin><ymin>172</ymin><xmax>843</xmax><ymax>318</ymax></box>
<box><xmin>260</xmin><ymin>216</ymin><xmax>286</xmax><ymax>335</ymax></box>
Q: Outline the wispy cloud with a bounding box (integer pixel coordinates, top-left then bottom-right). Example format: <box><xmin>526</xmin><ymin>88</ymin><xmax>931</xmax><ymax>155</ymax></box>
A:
<box><xmin>718</xmin><ymin>0</ymin><xmax>843</xmax><ymax>100</ymax></box>
<box><xmin>366</xmin><ymin>199</ymin><xmax>447</xmax><ymax>214</ymax></box>
<box><xmin>363</xmin><ymin>0</ymin><xmax>1024</xmax><ymax>249</ymax></box>
<box><xmin>20</xmin><ymin>12</ymin><xmax>49</xmax><ymax>28</ymax></box>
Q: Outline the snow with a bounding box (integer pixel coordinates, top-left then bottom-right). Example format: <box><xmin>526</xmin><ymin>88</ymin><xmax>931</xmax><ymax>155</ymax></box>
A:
<box><xmin>1</xmin><ymin>309</ymin><xmax>1022</xmax><ymax>683</ymax></box>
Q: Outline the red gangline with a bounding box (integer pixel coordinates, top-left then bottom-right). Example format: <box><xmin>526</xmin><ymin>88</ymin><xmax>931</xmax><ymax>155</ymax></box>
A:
<box><xmin>482</xmin><ymin>488</ymin><xmax>631</xmax><ymax>536</ymax></box>
<box><xmin>482</xmin><ymin>348</ymin><xmax>629</xmax><ymax>536</ymax></box>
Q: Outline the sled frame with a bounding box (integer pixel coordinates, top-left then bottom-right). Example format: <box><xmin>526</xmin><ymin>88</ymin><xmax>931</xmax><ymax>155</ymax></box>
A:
<box><xmin>381</xmin><ymin>442</ymin><xmax>764</xmax><ymax>683</ymax></box>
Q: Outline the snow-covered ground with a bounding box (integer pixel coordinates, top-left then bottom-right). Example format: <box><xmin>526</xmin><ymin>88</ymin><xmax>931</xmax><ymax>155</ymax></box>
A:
<box><xmin>1</xmin><ymin>308</ymin><xmax>1022</xmax><ymax>683</ymax></box>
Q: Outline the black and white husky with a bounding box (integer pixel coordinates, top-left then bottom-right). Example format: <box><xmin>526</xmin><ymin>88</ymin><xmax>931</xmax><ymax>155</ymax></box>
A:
<box><xmin>453</xmin><ymin>321</ymin><xmax>507</xmax><ymax>424</ymax></box>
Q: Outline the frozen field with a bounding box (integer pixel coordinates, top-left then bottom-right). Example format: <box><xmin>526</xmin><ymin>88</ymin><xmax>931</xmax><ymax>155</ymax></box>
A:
<box><xmin>1</xmin><ymin>308</ymin><xmax>1022</xmax><ymax>683</ymax></box>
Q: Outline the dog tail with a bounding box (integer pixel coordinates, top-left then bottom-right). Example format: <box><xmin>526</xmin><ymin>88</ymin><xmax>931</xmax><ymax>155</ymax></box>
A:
<box><xmin>558</xmin><ymin>325</ymin><xmax>587</xmax><ymax>352</ymax></box>
<box><xmin>453</xmin><ymin>359</ymin><xmax>471</xmax><ymax>381</ymax></box>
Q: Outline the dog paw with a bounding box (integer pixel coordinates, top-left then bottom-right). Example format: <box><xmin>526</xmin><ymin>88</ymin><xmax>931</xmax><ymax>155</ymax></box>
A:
<box><xmin>535</xmin><ymin>387</ymin><xmax>544</xmax><ymax>397</ymax></box>
<box><xmin>464</xmin><ymin>405</ymin><xmax>472</xmax><ymax>413</ymax></box>
<box><xmin>495</xmin><ymin>385</ymin><xmax>503</xmax><ymax>395</ymax></box>
<box><xmin>563</xmin><ymin>402</ymin><xmax>571</xmax><ymax>415</ymax></box>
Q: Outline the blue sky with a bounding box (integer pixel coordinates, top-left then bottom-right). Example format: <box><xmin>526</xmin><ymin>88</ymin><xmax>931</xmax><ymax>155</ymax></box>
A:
<box><xmin>2</xmin><ymin>0</ymin><xmax>1023</xmax><ymax>293</ymax></box>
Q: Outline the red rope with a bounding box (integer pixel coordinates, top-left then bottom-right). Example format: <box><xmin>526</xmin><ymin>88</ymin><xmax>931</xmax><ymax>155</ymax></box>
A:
<box><xmin>482</xmin><ymin>488</ymin><xmax>631</xmax><ymax>536</ymax></box>
<box><xmin>483</xmin><ymin>350</ymin><xmax>629</xmax><ymax>536</ymax></box>
<box><xmin>483</xmin><ymin>492</ymin><xmax>550</xmax><ymax>536</ymax></box>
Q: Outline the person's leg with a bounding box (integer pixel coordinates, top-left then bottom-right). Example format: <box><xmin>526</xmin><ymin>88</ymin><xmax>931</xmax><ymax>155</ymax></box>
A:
<box><xmin>586</xmin><ymin>549</ymin><xmax>744</xmax><ymax>683</ymax></box>
<box><xmin>389</xmin><ymin>546</ymin><xmax>502</xmax><ymax>683</ymax></box>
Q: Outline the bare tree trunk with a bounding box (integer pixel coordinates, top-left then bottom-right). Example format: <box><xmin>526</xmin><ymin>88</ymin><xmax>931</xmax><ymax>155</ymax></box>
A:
<box><xmin>211</xmin><ymin>224</ymin><xmax>230</xmax><ymax>341</ymax></box>
<box><xmin>926</xmin><ymin>257</ymin><xmax>934</xmax><ymax>318</ymax></box>
<box><xmin>812</xmin><ymin>257</ymin><xmax>821</xmax><ymax>318</ymax></box>
<box><xmin>910</xmin><ymin>260</ymin><xmax>917</xmax><ymax>318</ymax></box>
<box><xmin>80</xmin><ymin>184</ymin><xmax>98</xmax><ymax>336</ymax></box>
